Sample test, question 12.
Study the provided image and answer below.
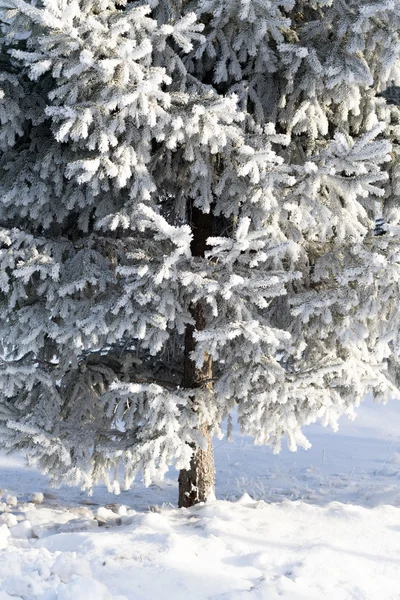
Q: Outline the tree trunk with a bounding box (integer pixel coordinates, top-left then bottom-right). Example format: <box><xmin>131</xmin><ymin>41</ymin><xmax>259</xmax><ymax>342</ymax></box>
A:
<box><xmin>178</xmin><ymin>206</ymin><xmax>215</xmax><ymax>508</ymax></box>
<box><xmin>178</xmin><ymin>423</ymin><xmax>215</xmax><ymax>508</ymax></box>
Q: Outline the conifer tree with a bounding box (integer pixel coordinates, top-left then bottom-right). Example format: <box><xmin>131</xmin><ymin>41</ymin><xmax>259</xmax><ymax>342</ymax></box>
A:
<box><xmin>0</xmin><ymin>0</ymin><xmax>399</xmax><ymax>506</ymax></box>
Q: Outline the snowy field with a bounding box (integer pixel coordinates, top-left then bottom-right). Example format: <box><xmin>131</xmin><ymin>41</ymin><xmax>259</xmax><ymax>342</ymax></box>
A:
<box><xmin>0</xmin><ymin>396</ymin><xmax>399</xmax><ymax>600</ymax></box>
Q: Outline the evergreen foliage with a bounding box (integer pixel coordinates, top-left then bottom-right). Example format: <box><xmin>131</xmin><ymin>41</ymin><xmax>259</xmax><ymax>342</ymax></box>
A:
<box><xmin>0</xmin><ymin>0</ymin><xmax>400</xmax><ymax>492</ymax></box>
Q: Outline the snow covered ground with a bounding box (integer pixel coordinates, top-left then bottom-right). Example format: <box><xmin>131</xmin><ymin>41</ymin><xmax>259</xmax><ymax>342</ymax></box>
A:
<box><xmin>0</xmin><ymin>396</ymin><xmax>399</xmax><ymax>600</ymax></box>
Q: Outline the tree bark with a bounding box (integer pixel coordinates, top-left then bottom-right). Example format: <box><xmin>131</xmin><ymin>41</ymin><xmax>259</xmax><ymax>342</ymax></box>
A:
<box><xmin>178</xmin><ymin>206</ymin><xmax>215</xmax><ymax>508</ymax></box>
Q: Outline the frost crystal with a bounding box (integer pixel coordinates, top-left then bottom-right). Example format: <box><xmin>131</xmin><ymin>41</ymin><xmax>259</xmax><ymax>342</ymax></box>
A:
<box><xmin>0</xmin><ymin>0</ymin><xmax>399</xmax><ymax>490</ymax></box>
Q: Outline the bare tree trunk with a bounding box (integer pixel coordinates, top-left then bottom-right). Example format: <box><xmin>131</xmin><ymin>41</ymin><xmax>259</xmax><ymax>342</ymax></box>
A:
<box><xmin>178</xmin><ymin>424</ymin><xmax>215</xmax><ymax>508</ymax></box>
<box><xmin>178</xmin><ymin>206</ymin><xmax>215</xmax><ymax>508</ymax></box>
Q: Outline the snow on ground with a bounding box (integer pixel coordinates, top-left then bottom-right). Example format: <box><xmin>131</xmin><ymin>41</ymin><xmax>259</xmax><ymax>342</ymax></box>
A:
<box><xmin>0</xmin><ymin>396</ymin><xmax>399</xmax><ymax>599</ymax></box>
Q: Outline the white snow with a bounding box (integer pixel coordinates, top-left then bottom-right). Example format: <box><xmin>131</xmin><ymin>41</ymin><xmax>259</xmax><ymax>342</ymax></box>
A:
<box><xmin>9</xmin><ymin>520</ymin><xmax>33</xmax><ymax>540</ymax></box>
<box><xmin>30</xmin><ymin>492</ymin><xmax>44</xmax><ymax>505</ymax></box>
<box><xmin>96</xmin><ymin>506</ymin><xmax>121</xmax><ymax>524</ymax></box>
<box><xmin>0</xmin><ymin>525</ymin><xmax>10</xmax><ymax>550</ymax></box>
<box><xmin>4</xmin><ymin>495</ymin><xmax>17</xmax><ymax>507</ymax></box>
<box><xmin>0</xmin><ymin>514</ymin><xmax>17</xmax><ymax>528</ymax></box>
<box><xmin>0</xmin><ymin>396</ymin><xmax>398</xmax><ymax>599</ymax></box>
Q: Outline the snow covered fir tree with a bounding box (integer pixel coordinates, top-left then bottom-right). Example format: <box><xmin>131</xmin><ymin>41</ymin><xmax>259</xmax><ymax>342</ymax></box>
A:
<box><xmin>0</xmin><ymin>0</ymin><xmax>400</xmax><ymax>507</ymax></box>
